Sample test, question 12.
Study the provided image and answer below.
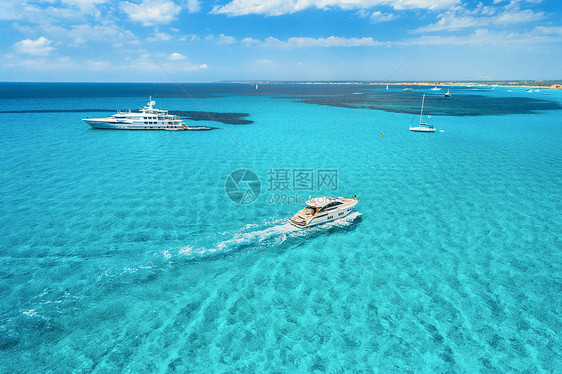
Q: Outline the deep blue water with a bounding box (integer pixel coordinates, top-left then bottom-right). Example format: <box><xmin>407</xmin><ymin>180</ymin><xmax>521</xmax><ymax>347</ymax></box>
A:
<box><xmin>0</xmin><ymin>83</ymin><xmax>561</xmax><ymax>372</ymax></box>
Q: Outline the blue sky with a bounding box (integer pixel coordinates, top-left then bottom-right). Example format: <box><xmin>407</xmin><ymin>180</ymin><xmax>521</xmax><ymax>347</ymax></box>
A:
<box><xmin>1</xmin><ymin>0</ymin><xmax>561</xmax><ymax>82</ymax></box>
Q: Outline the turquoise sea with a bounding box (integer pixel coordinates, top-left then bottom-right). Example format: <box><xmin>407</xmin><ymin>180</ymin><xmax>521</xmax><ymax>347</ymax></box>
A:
<box><xmin>0</xmin><ymin>82</ymin><xmax>561</xmax><ymax>372</ymax></box>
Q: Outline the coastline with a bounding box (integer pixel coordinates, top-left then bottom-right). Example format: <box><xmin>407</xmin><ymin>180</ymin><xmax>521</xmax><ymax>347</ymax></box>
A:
<box><xmin>240</xmin><ymin>80</ymin><xmax>562</xmax><ymax>89</ymax></box>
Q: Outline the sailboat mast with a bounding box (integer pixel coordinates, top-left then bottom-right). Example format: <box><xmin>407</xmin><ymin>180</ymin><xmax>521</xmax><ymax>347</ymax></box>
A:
<box><xmin>419</xmin><ymin>94</ymin><xmax>425</xmax><ymax>125</ymax></box>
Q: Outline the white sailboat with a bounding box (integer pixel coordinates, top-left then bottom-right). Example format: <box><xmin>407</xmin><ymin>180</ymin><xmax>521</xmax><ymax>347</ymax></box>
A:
<box><xmin>409</xmin><ymin>94</ymin><xmax>436</xmax><ymax>132</ymax></box>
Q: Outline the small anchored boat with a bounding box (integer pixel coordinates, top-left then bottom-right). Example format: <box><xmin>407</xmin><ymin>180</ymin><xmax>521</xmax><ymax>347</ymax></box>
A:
<box><xmin>289</xmin><ymin>196</ymin><xmax>358</xmax><ymax>228</ymax></box>
<box><xmin>409</xmin><ymin>94</ymin><xmax>436</xmax><ymax>132</ymax></box>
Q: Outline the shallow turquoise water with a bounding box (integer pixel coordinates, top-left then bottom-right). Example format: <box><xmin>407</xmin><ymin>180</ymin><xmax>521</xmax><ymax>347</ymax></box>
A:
<box><xmin>0</xmin><ymin>83</ymin><xmax>561</xmax><ymax>372</ymax></box>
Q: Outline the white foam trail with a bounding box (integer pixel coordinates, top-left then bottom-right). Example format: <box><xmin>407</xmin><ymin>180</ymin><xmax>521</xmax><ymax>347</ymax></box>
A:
<box><xmin>178</xmin><ymin>212</ymin><xmax>362</xmax><ymax>258</ymax></box>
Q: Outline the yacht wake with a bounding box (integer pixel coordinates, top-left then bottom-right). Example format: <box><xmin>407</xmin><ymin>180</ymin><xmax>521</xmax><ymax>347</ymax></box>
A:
<box><xmin>177</xmin><ymin>212</ymin><xmax>362</xmax><ymax>259</ymax></box>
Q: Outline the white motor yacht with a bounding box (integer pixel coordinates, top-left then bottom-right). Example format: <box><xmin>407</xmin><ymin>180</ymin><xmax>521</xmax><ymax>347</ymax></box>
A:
<box><xmin>289</xmin><ymin>196</ymin><xmax>358</xmax><ymax>228</ymax></box>
<box><xmin>82</xmin><ymin>98</ymin><xmax>210</xmax><ymax>131</ymax></box>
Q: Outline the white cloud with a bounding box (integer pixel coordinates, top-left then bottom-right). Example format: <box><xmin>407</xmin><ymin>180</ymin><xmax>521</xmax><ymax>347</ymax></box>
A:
<box><xmin>205</xmin><ymin>34</ymin><xmax>237</xmax><ymax>44</ymax></box>
<box><xmin>0</xmin><ymin>0</ymin><xmax>24</xmax><ymax>20</ymax></box>
<box><xmin>403</xmin><ymin>26</ymin><xmax>562</xmax><ymax>46</ymax></box>
<box><xmin>245</xmin><ymin>36</ymin><xmax>385</xmax><ymax>48</ymax></box>
<box><xmin>184</xmin><ymin>0</ymin><xmax>201</xmax><ymax>13</ymax></box>
<box><xmin>414</xmin><ymin>2</ymin><xmax>544</xmax><ymax>33</ymax></box>
<box><xmin>169</xmin><ymin>52</ymin><xmax>186</xmax><ymax>60</ymax></box>
<box><xmin>2</xmin><ymin>0</ymin><xmax>110</xmax><ymax>22</ymax></box>
<box><xmin>70</xmin><ymin>23</ymin><xmax>137</xmax><ymax>46</ymax></box>
<box><xmin>211</xmin><ymin>0</ymin><xmax>459</xmax><ymax>16</ymax></box>
<box><xmin>257</xmin><ymin>59</ymin><xmax>274</xmax><ymax>64</ymax></box>
<box><xmin>369</xmin><ymin>10</ymin><xmax>396</xmax><ymax>22</ymax></box>
<box><xmin>61</xmin><ymin>0</ymin><xmax>109</xmax><ymax>15</ymax></box>
<box><xmin>178</xmin><ymin>34</ymin><xmax>200</xmax><ymax>41</ymax></box>
<box><xmin>147</xmin><ymin>31</ymin><xmax>173</xmax><ymax>41</ymax></box>
<box><xmin>242</xmin><ymin>25</ymin><xmax>562</xmax><ymax>51</ymax></box>
<box><xmin>532</xmin><ymin>26</ymin><xmax>562</xmax><ymax>35</ymax></box>
<box><xmin>390</xmin><ymin>0</ymin><xmax>458</xmax><ymax>10</ymax></box>
<box><xmin>14</xmin><ymin>37</ymin><xmax>55</xmax><ymax>56</ymax></box>
<box><xmin>121</xmin><ymin>0</ymin><xmax>181</xmax><ymax>25</ymax></box>
<box><xmin>241</xmin><ymin>37</ymin><xmax>261</xmax><ymax>45</ymax></box>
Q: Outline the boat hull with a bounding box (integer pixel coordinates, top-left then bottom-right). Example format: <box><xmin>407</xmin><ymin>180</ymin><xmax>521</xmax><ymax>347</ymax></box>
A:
<box><xmin>83</xmin><ymin>119</ymin><xmax>186</xmax><ymax>130</ymax></box>
<box><xmin>409</xmin><ymin>126</ymin><xmax>436</xmax><ymax>132</ymax></box>
<box><xmin>289</xmin><ymin>200</ymin><xmax>358</xmax><ymax>229</ymax></box>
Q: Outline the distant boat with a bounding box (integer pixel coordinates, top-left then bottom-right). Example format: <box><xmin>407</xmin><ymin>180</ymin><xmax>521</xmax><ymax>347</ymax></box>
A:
<box><xmin>409</xmin><ymin>94</ymin><xmax>436</xmax><ymax>133</ymax></box>
<box><xmin>526</xmin><ymin>89</ymin><xmax>532</xmax><ymax>92</ymax></box>
<box><xmin>543</xmin><ymin>91</ymin><xmax>550</xmax><ymax>95</ymax></box>
<box><xmin>256</xmin><ymin>84</ymin><xmax>258</xmax><ymax>89</ymax></box>
<box><xmin>386</xmin><ymin>84</ymin><xmax>389</xmax><ymax>90</ymax></box>
<box><xmin>444</xmin><ymin>89</ymin><xmax>451</xmax><ymax>97</ymax></box>
<box><xmin>431</xmin><ymin>86</ymin><xmax>441</xmax><ymax>91</ymax></box>
<box><xmin>403</xmin><ymin>88</ymin><xmax>412</xmax><ymax>91</ymax></box>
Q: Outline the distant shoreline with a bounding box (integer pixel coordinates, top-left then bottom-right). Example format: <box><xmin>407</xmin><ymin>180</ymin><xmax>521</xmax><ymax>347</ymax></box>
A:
<box><xmin>1</xmin><ymin>81</ymin><xmax>561</xmax><ymax>89</ymax></box>
<box><xmin>239</xmin><ymin>81</ymin><xmax>562</xmax><ymax>89</ymax></box>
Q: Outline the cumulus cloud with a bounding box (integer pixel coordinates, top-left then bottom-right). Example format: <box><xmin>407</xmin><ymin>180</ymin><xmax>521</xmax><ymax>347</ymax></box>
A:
<box><xmin>14</xmin><ymin>37</ymin><xmax>55</xmax><ymax>56</ymax></box>
<box><xmin>121</xmin><ymin>0</ymin><xmax>181</xmax><ymax>25</ymax></box>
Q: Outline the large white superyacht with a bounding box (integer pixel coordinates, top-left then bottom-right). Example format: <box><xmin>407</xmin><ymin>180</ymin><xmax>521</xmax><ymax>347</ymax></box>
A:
<box><xmin>82</xmin><ymin>98</ymin><xmax>208</xmax><ymax>131</ymax></box>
